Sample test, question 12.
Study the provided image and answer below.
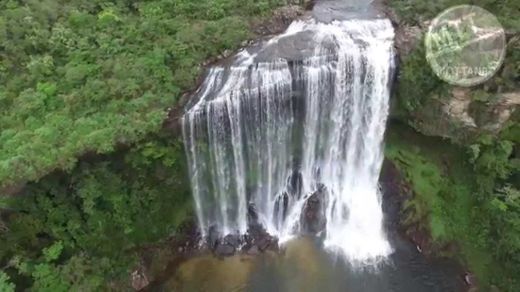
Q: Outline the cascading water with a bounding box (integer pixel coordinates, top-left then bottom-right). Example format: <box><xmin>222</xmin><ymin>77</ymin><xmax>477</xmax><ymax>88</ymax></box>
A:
<box><xmin>182</xmin><ymin>16</ymin><xmax>395</xmax><ymax>263</ymax></box>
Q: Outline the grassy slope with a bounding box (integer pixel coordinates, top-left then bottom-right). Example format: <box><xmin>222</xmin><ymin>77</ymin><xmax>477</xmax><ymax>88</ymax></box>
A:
<box><xmin>385</xmin><ymin>122</ymin><xmax>499</xmax><ymax>286</ymax></box>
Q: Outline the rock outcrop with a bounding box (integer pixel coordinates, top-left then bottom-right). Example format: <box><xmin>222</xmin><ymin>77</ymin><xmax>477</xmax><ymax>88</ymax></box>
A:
<box><xmin>300</xmin><ymin>184</ymin><xmax>328</xmax><ymax>234</ymax></box>
<box><xmin>384</xmin><ymin>1</ymin><xmax>519</xmax><ymax>144</ymax></box>
<box><xmin>409</xmin><ymin>88</ymin><xmax>520</xmax><ymax>143</ymax></box>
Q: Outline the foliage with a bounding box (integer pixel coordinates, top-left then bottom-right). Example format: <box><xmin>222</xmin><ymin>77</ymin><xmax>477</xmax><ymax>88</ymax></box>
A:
<box><xmin>386</xmin><ymin>122</ymin><xmax>520</xmax><ymax>291</ymax></box>
<box><xmin>389</xmin><ymin>5</ymin><xmax>520</xmax><ymax>288</ymax></box>
<box><xmin>386</xmin><ymin>124</ymin><xmax>479</xmax><ymax>246</ymax></box>
<box><xmin>490</xmin><ymin>186</ymin><xmax>520</xmax><ymax>264</ymax></box>
<box><xmin>395</xmin><ymin>39</ymin><xmax>446</xmax><ymax>113</ymax></box>
<box><xmin>0</xmin><ymin>272</ymin><xmax>15</xmax><ymax>292</ymax></box>
<box><xmin>392</xmin><ymin>0</ymin><xmax>520</xmax><ymax>119</ymax></box>
<box><xmin>10</xmin><ymin>251</ymin><xmax>109</xmax><ymax>292</ymax></box>
<box><xmin>470</xmin><ymin>137</ymin><xmax>516</xmax><ymax>195</ymax></box>
<box><xmin>0</xmin><ymin>0</ymin><xmax>286</xmax><ymax>188</ymax></box>
<box><xmin>0</xmin><ymin>137</ymin><xmax>192</xmax><ymax>290</ymax></box>
<box><xmin>0</xmin><ymin>0</ymin><xmax>297</xmax><ymax>289</ymax></box>
<box><xmin>391</xmin><ymin>0</ymin><xmax>520</xmax><ymax>31</ymax></box>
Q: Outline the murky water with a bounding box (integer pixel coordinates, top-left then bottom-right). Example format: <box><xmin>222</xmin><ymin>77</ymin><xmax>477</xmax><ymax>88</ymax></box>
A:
<box><xmin>164</xmin><ymin>236</ymin><xmax>464</xmax><ymax>292</ymax></box>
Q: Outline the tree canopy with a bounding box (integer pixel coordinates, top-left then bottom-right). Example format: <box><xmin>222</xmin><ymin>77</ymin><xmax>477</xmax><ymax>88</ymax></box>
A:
<box><xmin>0</xmin><ymin>0</ymin><xmax>288</xmax><ymax>290</ymax></box>
<box><xmin>0</xmin><ymin>0</ymin><xmax>285</xmax><ymax>189</ymax></box>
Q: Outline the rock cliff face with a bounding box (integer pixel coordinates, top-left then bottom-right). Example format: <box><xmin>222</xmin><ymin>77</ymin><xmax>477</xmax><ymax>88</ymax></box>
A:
<box><xmin>386</xmin><ymin>2</ymin><xmax>519</xmax><ymax>144</ymax></box>
<box><xmin>409</xmin><ymin>88</ymin><xmax>520</xmax><ymax>143</ymax></box>
<box><xmin>168</xmin><ymin>1</ymin><xmax>519</xmax><ymax>146</ymax></box>
<box><xmin>164</xmin><ymin>2</ymin><xmax>313</xmax><ymax>134</ymax></box>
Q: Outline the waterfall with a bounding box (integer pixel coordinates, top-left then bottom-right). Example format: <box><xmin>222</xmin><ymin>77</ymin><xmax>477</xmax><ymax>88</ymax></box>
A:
<box><xmin>182</xmin><ymin>18</ymin><xmax>395</xmax><ymax>264</ymax></box>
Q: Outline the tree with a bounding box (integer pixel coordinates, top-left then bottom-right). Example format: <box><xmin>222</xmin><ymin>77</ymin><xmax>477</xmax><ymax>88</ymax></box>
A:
<box><xmin>0</xmin><ymin>272</ymin><xmax>15</xmax><ymax>292</ymax></box>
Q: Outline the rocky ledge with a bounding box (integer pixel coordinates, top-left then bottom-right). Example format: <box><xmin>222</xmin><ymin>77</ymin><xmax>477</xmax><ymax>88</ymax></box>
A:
<box><xmin>206</xmin><ymin>223</ymin><xmax>279</xmax><ymax>258</ymax></box>
<box><xmin>205</xmin><ymin>184</ymin><xmax>329</xmax><ymax>258</ymax></box>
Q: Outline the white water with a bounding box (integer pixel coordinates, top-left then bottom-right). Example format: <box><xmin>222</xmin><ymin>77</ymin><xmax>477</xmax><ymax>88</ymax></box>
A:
<box><xmin>183</xmin><ymin>18</ymin><xmax>395</xmax><ymax>264</ymax></box>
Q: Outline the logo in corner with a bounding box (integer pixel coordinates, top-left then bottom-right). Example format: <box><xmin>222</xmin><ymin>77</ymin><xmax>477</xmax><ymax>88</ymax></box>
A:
<box><xmin>425</xmin><ymin>5</ymin><xmax>506</xmax><ymax>87</ymax></box>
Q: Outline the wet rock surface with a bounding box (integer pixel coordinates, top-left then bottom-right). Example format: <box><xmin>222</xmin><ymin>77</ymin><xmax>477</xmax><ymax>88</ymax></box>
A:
<box><xmin>380</xmin><ymin>159</ymin><xmax>435</xmax><ymax>254</ymax></box>
<box><xmin>252</xmin><ymin>5</ymin><xmax>306</xmax><ymax>36</ymax></box>
<box><xmin>131</xmin><ymin>267</ymin><xmax>149</xmax><ymax>291</ymax></box>
<box><xmin>313</xmin><ymin>0</ymin><xmax>382</xmax><ymax>22</ymax></box>
<box><xmin>246</xmin><ymin>223</ymin><xmax>279</xmax><ymax>252</ymax></box>
<box><xmin>212</xmin><ymin>233</ymin><xmax>242</xmax><ymax>257</ymax></box>
<box><xmin>287</xmin><ymin>170</ymin><xmax>304</xmax><ymax>199</ymax></box>
<box><xmin>207</xmin><ymin>181</ymin><xmax>332</xmax><ymax>257</ymax></box>
<box><xmin>380</xmin><ymin>159</ymin><xmax>411</xmax><ymax>231</ymax></box>
<box><xmin>205</xmin><ymin>197</ymin><xmax>280</xmax><ymax>258</ymax></box>
<box><xmin>300</xmin><ymin>184</ymin><xmax>328</xmax><ymax>234</ymax></box>
<box><xmin>254</xmin><ymin>30</ymin><xmax>334</xmax><ymax>62</ymax></box>
<box><xmin>214</xmin><ymin>242</ymin><xmax>236</xmax><ymax>257</ymax></box>
<box><xmin>208</xmin><ymin>220</ymin><xmax>280</xmax><ymax>258</ymax></box>
<box><xmin>273</xmin><ymin>171</ymin><xmax>305</xmax><ymax>223</ymax></box>
<box><xmin>135</xmin><ymin>220</ymin><xmax>202</xmax><ymax>291</ymax></box>
<box><xmin>273</xmin><ymin>192</ymin><xmax>290</xmax><ymax>222</ymax></box>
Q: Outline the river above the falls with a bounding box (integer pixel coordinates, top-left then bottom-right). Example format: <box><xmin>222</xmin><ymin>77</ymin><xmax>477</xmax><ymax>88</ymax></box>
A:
<box><xmin>163</xmin><ymin>235</ymin><xmax>464</xmax><ymax>292</ymax></box>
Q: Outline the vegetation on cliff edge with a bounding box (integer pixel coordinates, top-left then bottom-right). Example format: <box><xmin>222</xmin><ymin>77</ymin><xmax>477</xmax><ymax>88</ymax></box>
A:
<box><xmin>388</xmin><ymin>1</ymin><xmax>519</xmax><ymax>290</ymax></box>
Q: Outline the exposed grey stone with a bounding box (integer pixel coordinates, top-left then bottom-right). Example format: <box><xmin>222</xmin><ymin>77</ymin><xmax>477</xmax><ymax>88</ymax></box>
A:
<box><xmin>214</xmin><ymin>243</ymin><xmax>236</xmax><ymax>257</ymax></box>
<box><xmin>300</xmin><ymin>184</ymin><xmax>328</xmax><ymax>234</ymax></box>
<box><xmin>246</xmin><ymin>245</ymin><xmax>260</xmax><ymax>256</ymax></box>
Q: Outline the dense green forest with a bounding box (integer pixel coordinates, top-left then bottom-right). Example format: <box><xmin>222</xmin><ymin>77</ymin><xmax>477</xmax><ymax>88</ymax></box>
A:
<box><xmin>1</xmin><ymin>136</ymin><xmax>191</xmax><ymax>290</ymax></box>
<box><xmin>0</xmin><ymin>0</ymin><xmax>284</xmax><ymax>189</ymax></box>
<box><xmin>390</xmin><ymin>0</ymin><xmax>520</xmax><ymax>290</ymax></box>
<box><xmin>0</xmin><ymin>0</ymin><xmax>290</xmax><ymax>290</ymax></box>
<box><xmin>0</xmin><ymin>0</ymin><xmax>519</xmax><ymax>291</ymax></box>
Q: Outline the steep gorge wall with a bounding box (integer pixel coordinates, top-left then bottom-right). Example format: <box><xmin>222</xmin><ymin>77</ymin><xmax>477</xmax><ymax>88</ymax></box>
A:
<box><xmin>386</xmin><ymin>1</ymin><xmax>519</xmax><ymax>145</ymax></box>
<box><xmin>383</xmin><ymin>1</ymin><xmax>520</xmax><ymax>290</ymax></box>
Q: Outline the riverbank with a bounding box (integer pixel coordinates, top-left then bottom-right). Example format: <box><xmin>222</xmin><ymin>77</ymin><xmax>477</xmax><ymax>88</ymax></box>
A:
<box><xmin>133</xmin><ymin>122</ymin><xmax>472</xmax><ymax>291</ymax></box>
<box><xmin>145</xmin><ymin>235</ymin><xmax>464</xmax><ymax>292</ymax></box>
<box><xmin>384</xmin><ymin>121</ymin><xmax>505</xmax><ymax>291</ymax></box>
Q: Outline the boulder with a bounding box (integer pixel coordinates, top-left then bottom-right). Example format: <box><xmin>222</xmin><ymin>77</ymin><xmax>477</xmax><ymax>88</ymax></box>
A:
<box><xmin>246</xmin><ymin>245</ymin><xmax>260</xmax><ymax>256</ymax></box>
<box><xmin>247</xmin><ymin>203</ymin><xmax>259</xmax><ymax>223</ymax></box>
<box><xmin>300</xmin><ymin>184</ymin><xmax>328</xmax><ymax>234</ymax></box>
<box><xmin>252</xmin><ymin>5</ymin><xmax>306</xmax><ymax>36</ymax></box>
<box><xmin>131</xmin><ymin>268</ymin><xmax>149</xmax><ymax>291</ymax></box>
<box><xmin>223</xmin><ymin>234</ymin><xmax>242</xmax><ymax>249</ymax></box>
<box><xmin>214</xmin><ymin>243</ymin><xmax>236</xmax><ymax>257</ymax></box>
<box><xmin>245</xmin><ymin>222</ymin><xmax>279</xmax><ymax>253</ymax></box>
<box><xmin>207</xmin><ymin>225</ymin><xmax>220</xmax><ymax>250</ymax></box>
<box><xmin>409</xmin><ymin>88</ymin><xmax>520</xmax><ymax>144</ymax></box>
